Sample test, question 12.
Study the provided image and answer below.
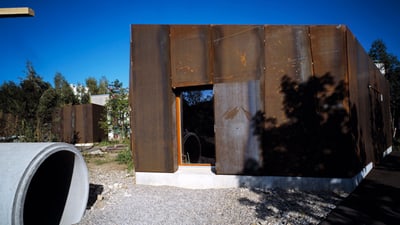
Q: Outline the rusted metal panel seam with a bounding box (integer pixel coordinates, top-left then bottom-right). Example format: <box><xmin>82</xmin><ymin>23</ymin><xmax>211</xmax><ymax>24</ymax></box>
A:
<box><xmin>307</xmin><ymin>26</ymin><xmax>315</xmax><ymax>77</ymax></box>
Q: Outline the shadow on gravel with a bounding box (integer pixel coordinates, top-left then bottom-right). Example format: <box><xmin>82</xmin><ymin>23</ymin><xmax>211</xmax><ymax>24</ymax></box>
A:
<box><xmin>238</xmin><ymin>189</ymin><xmax>344</xmax><ymax>223</ymax></box>
<box><xmin>86</xmin><ymin>183</ymin><xmax>104</xmax><ymax>209</ymax></box>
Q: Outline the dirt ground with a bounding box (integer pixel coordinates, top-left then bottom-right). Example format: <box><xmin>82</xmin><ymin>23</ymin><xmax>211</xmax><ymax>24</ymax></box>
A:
<box><xmin>84</xmin><ymin>151</ymin><xmax>128</xmax><ymax>172</ymax></box>
<box><xmin>80</xmin><ymin>146</ymin><xmax>135</xmax><ymax>211</ymax></box>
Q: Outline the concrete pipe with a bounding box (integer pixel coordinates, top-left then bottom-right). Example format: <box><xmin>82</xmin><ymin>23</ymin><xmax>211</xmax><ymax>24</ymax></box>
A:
<box><xmin>0</xmin><ymin>143</ymin><xmax>89</xmax><ymax>225</ymax></box>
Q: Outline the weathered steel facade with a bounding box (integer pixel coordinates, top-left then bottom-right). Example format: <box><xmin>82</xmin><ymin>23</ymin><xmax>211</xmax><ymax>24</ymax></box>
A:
<box><xmin>59</xmin><ymin>104</ymin><xmax>107</xmax><ymax>144</ymax></box>
<box><xmin>130</xmin><ymin>25</ymin><xmax>392</xmax><ymax>177</ymax></box>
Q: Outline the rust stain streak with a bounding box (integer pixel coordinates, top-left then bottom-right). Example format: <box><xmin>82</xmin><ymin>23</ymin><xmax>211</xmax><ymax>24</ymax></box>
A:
<box><xmin>223</xmin><ymin>107</ymin><xmax>239</xmax><ymax>120</ymax></box>
<box><xmin>223</xmin><ymin>106</ymin><xmax>252</xmax><ymax>120</ymax></box>
<box><xmin>237</xmin><ymin>50</ymin><xmax>247</xmax><ymax>67</ymax></box>
<box><xmin>240</xmin><ymin>107</ymin><xmax>252</xmax><ymax>120</ymax></box>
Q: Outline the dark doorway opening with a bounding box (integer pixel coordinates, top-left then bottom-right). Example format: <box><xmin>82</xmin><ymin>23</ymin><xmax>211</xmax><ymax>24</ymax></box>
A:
<box><xmin>178</xmin><ymin>85</ymin><xmax>215</xmax><ymax>165</ymax></box>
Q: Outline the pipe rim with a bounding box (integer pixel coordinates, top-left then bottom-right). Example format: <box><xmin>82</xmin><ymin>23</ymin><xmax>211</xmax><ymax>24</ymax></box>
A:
<box><xmin>11</xmin><ymin>143</ymin><xmax>88</xmax><ymax>225</ymax></box>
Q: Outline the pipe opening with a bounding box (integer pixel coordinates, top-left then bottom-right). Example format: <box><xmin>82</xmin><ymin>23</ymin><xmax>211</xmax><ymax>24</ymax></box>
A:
<box><xmin>23</xmin><ymin>150</ymin><xmax>74</xmax><ymax>225</ymax></box>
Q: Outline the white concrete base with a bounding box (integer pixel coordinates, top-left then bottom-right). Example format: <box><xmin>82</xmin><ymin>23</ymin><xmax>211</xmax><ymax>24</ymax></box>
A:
<box><xmin>136</xmin><ymin>162</ymin><xmax>373</xmax><ymax>192</ymax></box>
<box><xmin>137</xmin><ymin>145</ymin><xmax>397</xmax><ymax>192</ymax></box>
<box><xmin>383</xmin><ymin>145</ymin><xmax>392</xmax><ymax>157</ymax></box>
<box><xmin>75</xmin><ymin>143</ymin><xmax>94</xmax><ymax>148</ymax></box>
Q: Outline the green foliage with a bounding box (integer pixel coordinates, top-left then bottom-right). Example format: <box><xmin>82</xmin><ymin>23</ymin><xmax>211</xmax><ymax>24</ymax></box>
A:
<box><xmin>369</xmin><ymin>39</ymin><xmax>400</xmax><ymax>73</ymax></box>
<box><xmin>54</xmin><ymin>72</ymin><xmax>77</xmax><ymax>105</ymax></box>
<box><xmin>182</xmin><ymin>90</ymin><xmax>203</xmax><ymax>106</ymax></box>
<box><xmin>36</xmin><ymin>88</ymin><xmax>59</xmax><ymax>141</ymax></box>
<box><xmin>20</xmin><ymin>62</ymin><xmax>52</xmax><ymax>137</ymax></box>
<box><xmin>97</xmin><ymin>139</ymin><xmax>120</xmax><ymax>147</ymax></box>
<box><xmin>85</xmin><ymin>76</ymin><xmax>109</xmax><ymax>95</ymax></box>
<box><xmin>369</xmin><ymin>39</ymin><xmax>400</xmax><ymax>139</ymax></box>
<box><xmin>0</xmin><ymin>81</ymin><xmax>24</xmax><ymax>137</ymax></box>
<box><xmin>100</xmin><ymin>79</ymin><xmax>130</xmax><ymax>141</ymax></box>
<box><xmin>85</xmin><ymin>77</ymin><xmax>99</xmax><ymax>95</ymax></box>
<box><xmin>116</xmin><ymin>147</ymin><xmax>134</xmax><ymax>172</ymax></box>
<box><xmin>98</xmin><ymin>76</ymin><xmax>109</xmax><ymax>94</ymax></box>
<box><xmin>0</xmin><ymin>61</ymin><xmax>117</xmax><ymax>142</ymax></box>
<box><xmin>74</xmin><ymin>83</ymin><xmax>91</xmax><ymax>104</ymax></box>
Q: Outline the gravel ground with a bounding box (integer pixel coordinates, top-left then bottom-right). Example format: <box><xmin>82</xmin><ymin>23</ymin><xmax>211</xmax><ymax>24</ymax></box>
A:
<box><xmin>77</xmin><ymin>162</ymin><xmax>347</xmax><ymax>225</ymax></box>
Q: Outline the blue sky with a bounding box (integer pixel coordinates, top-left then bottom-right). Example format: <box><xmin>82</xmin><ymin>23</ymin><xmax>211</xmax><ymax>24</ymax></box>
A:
<box><xmin>1</xmin><ymin>0</ymin><xmax>399</xmax><ymax>88</ymax></box>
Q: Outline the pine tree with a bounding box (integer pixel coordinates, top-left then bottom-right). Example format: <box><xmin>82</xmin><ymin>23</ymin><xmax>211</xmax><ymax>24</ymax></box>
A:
<box><xmin>369</xmin><ymin>39</ymin><xmax>400</xmax><ymax>138</ymax></box>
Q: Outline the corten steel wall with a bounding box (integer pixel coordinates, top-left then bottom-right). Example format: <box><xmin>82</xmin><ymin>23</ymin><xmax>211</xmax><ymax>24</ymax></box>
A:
<box><xmin>130</xmin><ymin>24</ymin><xmax>392</xmax><ymax>177</ymax></box>
<box><xmin>59</xmin><ymin>104</ymin><xmax>106</xmax><ymax>144</ymax></box>
<box><xmin>130</xmin><ymin>25</ymin><xmax>178</xmax><ymax>172</ymax></box>
<box><xmin>347</xmin><ymin>29</ymin><xmax>392</xmax><ymax>165</ymax></box>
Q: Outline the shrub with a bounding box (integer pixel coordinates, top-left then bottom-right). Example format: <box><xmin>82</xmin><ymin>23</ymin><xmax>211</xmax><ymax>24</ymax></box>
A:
<box><xmin>116</xmin><ymin>147</ymin><xmax>134</xmax><ymax>172</ymax></box>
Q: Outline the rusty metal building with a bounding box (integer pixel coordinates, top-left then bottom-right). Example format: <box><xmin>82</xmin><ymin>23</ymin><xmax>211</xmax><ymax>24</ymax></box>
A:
<box><xmin>130</xmin><ymin>25</ymin><xmax>392</xmax><ymax>178</ymax></box>
<box><xmin>59</xmin><ymin>104</ymin><xmax>107</xmax><ymax>144</ymax></box>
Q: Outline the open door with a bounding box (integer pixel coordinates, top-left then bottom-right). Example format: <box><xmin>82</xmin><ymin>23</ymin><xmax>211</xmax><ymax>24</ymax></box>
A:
<box><xmin>176</xmin><ymin>86</ymin><xmax>215</xmax><ymax>165</ymax></box>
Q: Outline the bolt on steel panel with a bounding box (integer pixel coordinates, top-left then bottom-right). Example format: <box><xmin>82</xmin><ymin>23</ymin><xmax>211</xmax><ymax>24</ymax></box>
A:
<box><xmin>264</xmin><ymin>25</ymin><xmax>312</xmax><ymax>125</ymax></box>
<box><xmin>212</xmin><ymin>25</ymin><xmax>264</xmax><ymax>83</ymax></box>
<box><xmin>170</xmin><ymin>25</ymin><xmax>213</xmax><ymax>87</ymax></box>
<box><xmin>130</xmin><ymin>25</ymin><xmax>177</xmax><ymax>173</ymax></box>
<box><xmin>214</xmin><ymin>80</ymin><xmax>262</xmax><ymax>175</ymax></box>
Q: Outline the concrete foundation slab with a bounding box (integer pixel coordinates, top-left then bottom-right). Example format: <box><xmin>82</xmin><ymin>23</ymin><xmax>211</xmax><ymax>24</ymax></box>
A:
<box><xmin>136</xmin><ymin>147</ymin><xmax>393</xmax><ymax>192</ymax></box>
<box><xmin>136</xmin><ymin>162</ymin><xmax>373</xmax><ymax>192</ymax></box>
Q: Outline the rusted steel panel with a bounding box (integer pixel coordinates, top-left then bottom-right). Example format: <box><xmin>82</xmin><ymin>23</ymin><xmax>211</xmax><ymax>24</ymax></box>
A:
<box><xmin>354</xmin><ymin>35</ymin><xmax>378</xmax><ymax>164</ymax></box>
<box><xmin>59</xmin><ymin>104</ymin><xmax>106</xmax><ymax>144</ymax></box>
<box><xmin>61</xmin><ymin>105</ymin><xmax>73</xmax><ymax>143</ymax></box>
<box><xmin>379</xmin><ymin>71</ymin><xmax>390</xmax><ymax>151</ymax></box>
<box><xmin>214</xmin><ymin>80</ymin><xmax>262</xmax><ymax>175</ymax></box>
<box><xmin>212</xmin><ymin>25</ymin><xmax>264</xmax><ymax>83</ymax></box>
<box><xmin>368</xmin><ymin>61</ymin><xmax>392</xmax><ymax>161</ymax></box>
<box><xmin>264</xmin><ymin>25</ymin><xmax>312</xmax><ymax>125</ymax></box>
<box><xmin>309</xmin><ymin>25</ymin><xmax>351</xmax><ymax>124</ymax></box>
<box><xmin>380</xmin><ymin>74</ymin><xmax>392</xmax><ymax>148</ymax></box>
<box><xmin>261</xmin><ymin>26</ymin><xmax>364</xmax><ymax>177</ymax></box>
<box><xmin>309</xmin><ymin>25</ymin><xmax>347</xmax><ymax>81</ymax></box>
<box><xmin>75</xmin><ymin>105</ymin><xmax>88</xmax><ymax>143</ymax></box>
<box><xmin>130</xmin><ymin>25</ymin><xmax>178</xmax><ymax>173</ymax></box>
<box><xmin>383</xmin><ymin>78</ymin><xmax>393</xmax><ymax>148</ymax></box>
<box><xmin>91</xmin><ymin>104</ymin><xmax>107</xmax><ymax>142</ymax></box>
<box><xmin>346</xmin><ymin>29</ymin><xmax>366</xmax><ymax>165</ymax></box>
<box><xmin>347</xmin><ymin>25</ymin><xmax>392</xmax><ymax>167</ymax></box>
<box><xmin>170</xmin><ymin>25</ymin><xmax>213</xmax><ymax>87</ymax></box>
<box><xmin>128</xmin><ymin>24</ymin><xmax>392</xmax><ymax>177</ymax></box>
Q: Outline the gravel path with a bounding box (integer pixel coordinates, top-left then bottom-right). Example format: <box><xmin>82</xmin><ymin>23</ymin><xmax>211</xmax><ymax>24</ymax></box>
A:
<box><xmin>77</xmin><ymin>165</ymin><xmax>346</xmax><ymax>225</ymax></box>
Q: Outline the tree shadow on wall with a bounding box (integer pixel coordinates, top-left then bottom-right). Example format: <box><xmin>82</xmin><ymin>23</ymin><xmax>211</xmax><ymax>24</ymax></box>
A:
<box><xmin>369</xmin><ymin>84</ymin><xmax>386</xmax><ymax>164</ymax></box>
<box><xmin>250</xmin><ymin>73</ymin><xmax>363</xmax><ymax>177</ymax></box>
